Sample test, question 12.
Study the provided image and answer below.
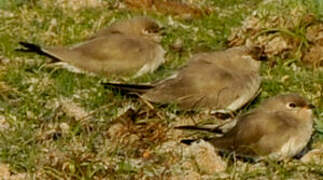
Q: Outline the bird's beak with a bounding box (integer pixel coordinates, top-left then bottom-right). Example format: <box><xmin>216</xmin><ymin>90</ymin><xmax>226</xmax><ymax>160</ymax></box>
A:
<box><xmin>306</xmin><ymin>104</ymin><xmax>316</xmax><ymax>109</ymax></box>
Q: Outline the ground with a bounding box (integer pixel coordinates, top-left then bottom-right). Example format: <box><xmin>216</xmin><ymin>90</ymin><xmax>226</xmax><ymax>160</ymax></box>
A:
<box><xmin>0</xmin><ymin>0</ymin><xmax>322</xmax><ymax>179</ymax></box>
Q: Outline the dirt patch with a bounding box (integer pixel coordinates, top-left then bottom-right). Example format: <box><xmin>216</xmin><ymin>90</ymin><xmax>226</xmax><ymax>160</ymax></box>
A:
<box><xmin>229</xmin><ymin>1</ymin><xmax>323</xmax><ymax>67</ymax></box>
<box><xmin>303</xmin><ymin>45</ymin><xmax>323</xmax><ymax>67</ymax></box>
<box><xmin>0</xmin><ymin>163</ymin><xmax>27</xmax><ymax>180</ymax></box>
<box><xmin>60</xmin><ymin>98</ymin><xmax>89</xmax><ymax>121</ymax></box>
<box><xmin>187</xmin><ymin>140</ymin><xmax>227</xmax><ymax>174</ymax></box>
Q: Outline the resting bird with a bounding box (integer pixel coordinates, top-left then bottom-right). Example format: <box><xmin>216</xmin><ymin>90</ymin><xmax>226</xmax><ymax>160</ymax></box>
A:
<box><xmin>104</xmin><ymin>46</ymin><xmax>262</xmax><ymax>113</ymax></box>
<box><xmin>177</xmin><ymin>94</ymin><xmax>315</xmax><ymax>160</ymax></box>
<box><xmin>18</xmin><ymin>16</ymin><xmax>166</xmax><ymax>78</ymax></box>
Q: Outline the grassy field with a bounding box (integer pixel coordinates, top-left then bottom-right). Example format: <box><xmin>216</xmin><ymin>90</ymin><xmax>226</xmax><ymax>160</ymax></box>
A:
<box><xmin>0</xmin><ymin>0</ymin><xmax>322</xmax><ymax>179</ymax></box>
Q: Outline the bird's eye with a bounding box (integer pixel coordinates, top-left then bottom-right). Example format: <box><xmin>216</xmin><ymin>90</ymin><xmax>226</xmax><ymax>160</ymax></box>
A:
<box><xmin>288</xmin><ymin>103</ymin><xmax>296</xmax><ymax>108</ymax></box>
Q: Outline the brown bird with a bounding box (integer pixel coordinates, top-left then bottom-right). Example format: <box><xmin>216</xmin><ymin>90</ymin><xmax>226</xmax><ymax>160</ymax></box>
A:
<box><xmin>177</xmin><ymin>94</ymin><xmax>315</xmax><ymax>160</ymax></box>
<box><xmin>18</xmin><ymin>16</ymin><xmax>166</xmax><ymax>78</ymax></box>
<box><xmin>104</xmin><ymin>46</ymin><xmax>262</xmax><ymax>112</ymax></box>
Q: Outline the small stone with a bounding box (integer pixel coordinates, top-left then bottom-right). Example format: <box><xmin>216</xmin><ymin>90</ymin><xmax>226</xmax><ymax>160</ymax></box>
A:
<box><xmin>50</xmin><ymin>18</ymin><xmax>57</xmax><ymax>26</ymax></box>
<box><xmin>303</xmin><ymin>45</ymin><xmax>323</xmax><ymax>67</ymax></box>
<box><xmin>107</xmin><ymin>123</ymin><xmax>125</xmax><ymax>137</ymax></box>
<box><xmin>142</xmin><ymin>150</ymin><xmax>151</xmax><ymax>159</ymax></box>
<box><xmin>0</xmin><ymin>56</ymin><xmax>10</xmax><ymax>64</ymax></box>
<box><xmin>301</xmin><ymin>149</ymin><xmax>323</xmax><ymax>164</ymax></box>
<box><xmin>188</xmin><ymin>140</ymin><xmax>227</xmax><ymax>174</ymax></box>
<box><xmin>59</xmin><ymin>122</ymin><xmax>70</xmax><ymax>134</ymax></box>
<box><xmin>60</xmin><ymin>99</ymin><xmax>88</xmax><ymax>121</ymax></box>
<box><xmin>0</xmin><ymin>163</ymin><xmax>10</xmax><ymax>178</ymax></box>
<box><xmin>0</xmin><ymin>115</ymin><xmax>9</xmax><ymax>129</ymax></box>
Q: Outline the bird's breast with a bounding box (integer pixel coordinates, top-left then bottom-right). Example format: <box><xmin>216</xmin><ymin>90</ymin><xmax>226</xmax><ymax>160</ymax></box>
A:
<box><xmin>269</xmin><ymin>121</ymin><xmax>313</xmax><ymax>160</ymax></box>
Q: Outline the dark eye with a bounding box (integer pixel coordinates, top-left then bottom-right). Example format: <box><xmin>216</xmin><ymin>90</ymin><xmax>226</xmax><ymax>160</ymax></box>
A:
<box><xmin>289</xmin><ymin>103</ymin><xmax>296</xmax><ymax>108</ymax></box>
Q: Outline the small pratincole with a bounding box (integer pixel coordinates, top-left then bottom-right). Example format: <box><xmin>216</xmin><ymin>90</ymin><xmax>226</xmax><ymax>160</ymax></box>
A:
<box><xmin>104</xmin><ymin>46</ymin><xmax>262</xmax><ymax>112</ymax></box>
<box><xmin>18</xmin><ymin>16</ymin><xmax>166</xmax><ymax>78</ymax></box>
<box><xmin>177</xmin><ymin>94</ymin><xmax>315</xmax><ymax>160</ymax></box>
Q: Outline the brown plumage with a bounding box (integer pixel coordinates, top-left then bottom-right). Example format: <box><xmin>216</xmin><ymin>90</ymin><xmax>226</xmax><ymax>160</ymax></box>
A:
<box><xmin>18</xmin><ymin>16</ymin><xmax>166</xmax><ymax>78</ymax></box>
<box><xmin>178</xmin><ymin>94</ymin><xmax>315</xmax><ymax>160</ymax></box>
<box><xmin>104</xmin><ymin>46</ymin><xmax>262</xmax><ymax>112</ymax></box>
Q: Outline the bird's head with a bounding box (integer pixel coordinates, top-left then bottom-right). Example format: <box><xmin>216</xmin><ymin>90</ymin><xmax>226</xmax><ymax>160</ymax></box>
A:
<box><xmin>260</xmin><ymin>93</ymin><xmax>315</xmax><ymax>122</ymax></box>
<box><xmin>108</xmin><ymin>16</ymin><xmax>163</xmax><ymax>42</ymax></box>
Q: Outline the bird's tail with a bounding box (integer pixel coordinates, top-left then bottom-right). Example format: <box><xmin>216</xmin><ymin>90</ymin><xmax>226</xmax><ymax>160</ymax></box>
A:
<box><xmin>16</xmin><ymin>42</ymin><xmax>46</xmax><ymax>55</ymax></box>
<box><xmin>180</xmin><ymin>139</ymin><xmax>198</xmax><ymax>145</ymax></box>
<box><xmin>174</xmin><ymin>125</ymin><xmax>223</xmax><ymax>134</ymax></box>
<box><xmin>179</xmin><ymin>137</ymin><xmax>214</xmax><ymax>145</ymax></box>
<box><xmin>102</xmin><ymin>82</ymin><xmax>154</xmax><ymax>93</ymax></box>
<box><xmin>175</xmin><ymin>125</ymin><xmax>223</xmax><ymax>145</ymax></box>
<box><xmin>16</xmin><ymin>42</ymin><xmax>61</xmax><ymax>62</ymax></box>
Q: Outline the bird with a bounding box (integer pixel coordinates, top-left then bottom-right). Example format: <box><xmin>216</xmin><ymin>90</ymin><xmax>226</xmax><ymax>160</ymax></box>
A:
<box><xmin>104</xmin><ymin>46</ymin><xmax>262</xmax><ymax>113</ymax></box>
<box><xmin>177</xmin><ymin>94</ymin><xmax>315</xmax><ymax>161</ymax></box>
<box><xmin>17</xmin><ymin>16</ymin><xmax>166</xmax><ymax>78</ymax></box>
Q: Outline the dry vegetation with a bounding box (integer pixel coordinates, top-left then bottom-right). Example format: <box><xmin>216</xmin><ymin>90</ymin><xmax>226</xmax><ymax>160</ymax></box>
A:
<box><xmin>0</xmin><ymin>0</ymin><xmax>322</xmax><ymax>179</ymax></box>
<box><xmin>229</xmin><ymin>0</ymin><xmax>323</xmax><ymax>67</ymax></box>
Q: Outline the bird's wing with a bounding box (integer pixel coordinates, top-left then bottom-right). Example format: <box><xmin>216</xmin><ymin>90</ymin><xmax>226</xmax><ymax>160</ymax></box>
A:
<box><xmin>42</xmin><ymin>34</ymin><xmax>160</xmax><ymax>75</ymax></box>
<box><xmin>143</xmin><ymin>53</ymin><xmax>258</xmax><ymax>111</ymax></box>
<box><xmin>87</xmin><ymin>27</ymin><xmax>119</xmax><ymax>40</ymax></box>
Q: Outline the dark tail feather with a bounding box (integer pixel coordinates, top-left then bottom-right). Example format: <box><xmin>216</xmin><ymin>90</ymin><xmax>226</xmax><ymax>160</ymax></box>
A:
<box><xmin>16</xmin><ymin>42</ymin><xmax>46</xmax><ymax>55</ymax></box>
<box><xmin>102</xmin><ymin>82</ymin><xmax>154</xmax><ymax>93</ymax></box>
<box><xmin>180</xmin><ymin>137</ymin><xmax>214</xmax><ymax>145</ymax></box>
<box><xmin>17</xmin><ymin>42</ymin><xmax>61</xmax><ymax>62</ymax></box>
<box><xmin>180</xmin><ymin>139</ymin><xmax>198</xmax><ymax>145</ymax></box>
<box><xmin>175</xmin><ymin>125</ymin><xmax>223</xmax><ymax>134</ymax></box>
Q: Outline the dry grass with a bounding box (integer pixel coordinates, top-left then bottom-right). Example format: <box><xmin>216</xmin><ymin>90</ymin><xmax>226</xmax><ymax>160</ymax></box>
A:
<box><xmin>229</xmin><ymin>0</ymin><xmax>323</xmax><ymax>67</ymax></box>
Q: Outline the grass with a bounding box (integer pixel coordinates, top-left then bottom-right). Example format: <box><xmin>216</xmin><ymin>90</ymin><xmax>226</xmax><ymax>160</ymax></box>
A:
<box><xmin>0</xmin><ymin>0</ymin><xmax>322</xmax><ymax>179</ymax></box>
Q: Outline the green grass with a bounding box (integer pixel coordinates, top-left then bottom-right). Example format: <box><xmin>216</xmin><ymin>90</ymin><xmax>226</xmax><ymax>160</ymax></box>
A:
<box><xmin>0</xmin><ymin>0</ymin><xmax>322</xmax><ymax>179</ymax></box>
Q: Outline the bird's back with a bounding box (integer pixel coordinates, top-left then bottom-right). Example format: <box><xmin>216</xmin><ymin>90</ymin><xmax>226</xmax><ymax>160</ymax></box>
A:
<box><xmin>211</xmin><ymin>110</ymin><xmax>308</xmax><ymax>159</ymax></box>
<box><xmin>143</xmin><ymin>47</ymin><xmax>261</xmax><ymax>111</ymax></box>
<box><xmin>43</xmin><ymin>34</ymin><xmax>164</xmax><ymax>76</ymax></box>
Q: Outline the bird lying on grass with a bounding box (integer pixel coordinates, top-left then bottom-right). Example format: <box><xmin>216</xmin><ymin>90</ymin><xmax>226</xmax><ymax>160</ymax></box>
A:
<box><xmin>104</xmin><ymin>46</ymin><xmax>263</xmax><ymax>114</ymax></box>
<box><xmin>176</xmin><ymin>94</ymin><xmax>315</xmax><ymax>161</ymax></box>
<box><xmin>18</xmin><ymin>16</ymin><xmax>166</xmax><ymax>78</ymax></box>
